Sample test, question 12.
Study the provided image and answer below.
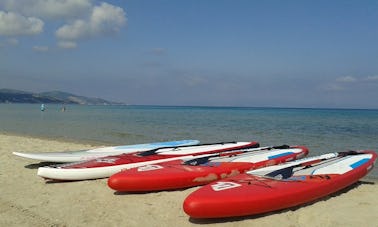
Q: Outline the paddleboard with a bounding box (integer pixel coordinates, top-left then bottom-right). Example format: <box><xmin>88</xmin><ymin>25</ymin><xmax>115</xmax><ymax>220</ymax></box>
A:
<box><xmin>108</xmin><ymin>145</ymin><xmax>308</xmax><ymax>192</ymax></box>
<box><xmin>13</xmin><ymin>140</ymin><xmax>200</xmax><ymax>162</ymax></box>
<box><xmin>37</xmin><ymin>141</ymin><xmax>259</xmax><ymax>181</ymax></box>
<box><xmin>183</xmin><ymin>150</ymin><xmax>377</xmax><ymax>218</ymax></box>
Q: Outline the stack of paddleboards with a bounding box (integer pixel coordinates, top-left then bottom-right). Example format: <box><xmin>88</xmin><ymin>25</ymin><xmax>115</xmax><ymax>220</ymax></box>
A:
<box><xmin>13</xmin><ymin>139</ymin><xmax>377</xmax><ymax>220</ymax></box>
<box><xmin>36</xmin><ymin>141</ymin><xmax>260</xmax><ymax>180</ymax></box>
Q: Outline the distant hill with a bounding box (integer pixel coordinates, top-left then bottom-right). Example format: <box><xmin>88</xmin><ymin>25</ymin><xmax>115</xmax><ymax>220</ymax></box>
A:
<box><xmin>0</xmin><ymin>89</ymin><xmax>123</xmax><ymax>105</ymax></box>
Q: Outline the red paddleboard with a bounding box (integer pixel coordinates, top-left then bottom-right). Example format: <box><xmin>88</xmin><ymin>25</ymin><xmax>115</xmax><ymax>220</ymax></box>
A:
<box><xmin>183</xmin><ymin>150</ymin><xmax>377</xmax><ymax>218</ymax></box>
<box><xmin>108</xmin><ymin>145</ymin><xmax>308</xmax><ymax>192</ymax></box>
<box><xmin>37</xmin><ymin>141</ymin><xmax>259</xmax><ymax>181</ymax></box>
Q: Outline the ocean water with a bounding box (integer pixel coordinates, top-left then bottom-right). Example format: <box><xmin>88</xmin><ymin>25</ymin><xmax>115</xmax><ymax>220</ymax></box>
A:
<box><xmin>1</xmin><ymin>104</ymin><xmax>377</xmax><ymax>177</ymax></box>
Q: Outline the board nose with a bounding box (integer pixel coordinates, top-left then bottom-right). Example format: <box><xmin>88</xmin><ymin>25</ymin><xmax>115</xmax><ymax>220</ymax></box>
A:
<box><xmin>107</xmin><ymin>173</ymin><xmax>123</xmax><ymax>191</ymax></box>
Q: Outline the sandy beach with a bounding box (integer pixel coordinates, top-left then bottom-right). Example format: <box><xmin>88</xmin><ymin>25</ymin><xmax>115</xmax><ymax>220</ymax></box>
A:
<box><xmin>1</xmin><ymin>133</ymin><xmax>377</xmax><ymax>227</ymax></box>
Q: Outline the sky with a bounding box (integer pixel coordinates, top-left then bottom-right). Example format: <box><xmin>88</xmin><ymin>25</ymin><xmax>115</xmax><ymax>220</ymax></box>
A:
<box><xmin>1</xmin><ymin>0</ymin><xmax>378</xmax><ymax>108</ymax></box>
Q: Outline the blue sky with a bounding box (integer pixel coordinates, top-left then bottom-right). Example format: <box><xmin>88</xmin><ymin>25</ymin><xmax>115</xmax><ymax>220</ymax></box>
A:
<box><xmin>1</xmin><ymin>0</ymin><xmax>378</xmax><ymax>108</ymax></box>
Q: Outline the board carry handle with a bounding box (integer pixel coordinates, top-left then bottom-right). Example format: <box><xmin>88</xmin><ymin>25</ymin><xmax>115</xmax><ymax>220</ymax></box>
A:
<box><xmin>268</xmin><ymin>145</ymin><xmax>290</xmax><ymax>150</ymax></box>
<box><xmin>339</xmin><ymin>150</ymin><xmax>359</xmax><ymax>156</ymax></box>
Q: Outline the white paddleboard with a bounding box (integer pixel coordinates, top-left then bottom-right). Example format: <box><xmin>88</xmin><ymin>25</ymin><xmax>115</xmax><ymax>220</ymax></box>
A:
<box><xmin>37</xmin><ymin>141</ymin><xmax>259</xmax><ymax>180</ymax></box>
<box><xmin>13</xmin><ymin>140</ymin><xmax>200</xmax><ymax>163</ymax></box>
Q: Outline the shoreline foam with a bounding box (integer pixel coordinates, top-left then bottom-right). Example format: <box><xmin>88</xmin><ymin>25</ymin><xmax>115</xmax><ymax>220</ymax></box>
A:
<box><xmin>2</xmin><ymin>133</ymin><xmax>378</xmax><ymax>226</ymax></box>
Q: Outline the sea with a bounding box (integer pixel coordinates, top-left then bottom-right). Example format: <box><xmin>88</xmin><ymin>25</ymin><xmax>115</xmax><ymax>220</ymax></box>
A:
<box><xmin>1</xmin><ymin>104</ymin><xmax>377</xmax><ymax>178</ymax></box>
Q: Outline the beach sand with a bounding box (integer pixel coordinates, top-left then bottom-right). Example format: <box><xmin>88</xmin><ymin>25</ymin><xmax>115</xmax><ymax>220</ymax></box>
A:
<box><xmin>1</xmin><ymin>133</ymin><xmax>377</xmax><ymax>227</ymax></box>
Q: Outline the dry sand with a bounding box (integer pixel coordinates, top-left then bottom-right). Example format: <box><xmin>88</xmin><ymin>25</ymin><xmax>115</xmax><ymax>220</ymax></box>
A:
<box><xmin>1</xmin><ymin>133</ymin><xmax>377</xmax><ymax>227</ymax></box>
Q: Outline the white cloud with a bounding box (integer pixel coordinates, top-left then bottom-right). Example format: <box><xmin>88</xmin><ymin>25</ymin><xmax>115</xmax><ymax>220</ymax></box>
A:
<box><xmin>365</xmin><ymin>75</ymin><xmax>378</xmax><ymax>81</ymax></box>
<box><xmin>0</xmin><ymin>11</ymin><xmax>44</xmax><ymax>36</ymax></box>
<box><xmin>323</xmin><ymin>83</ymin><xmax>345</xmax><ymax>91</ymax></box>
<box><xmin>90</xmin><ymin>2</ymin><xmax>126</xmax><ymax>34</ymax></box>
<box><xmin>33</xmin><ymin>45</ymin><xmax>49</xmax><ymax>52</ymax></box>
<box><xmin>57</xmin><ymin>41</ymin><xmax>77</xmax><ymax>49</ymax></box>
<box><xmin>0</xmin><ymin>1</ymin><xmax>126</xmax><ymax>49</ymax></box>
<box><xmin>56</xmin><ymin>19</ymin><xmax>89</xmax><ymax>40</ymax></box>
<box><xmin>0</xmin><ymin>0</ymin><xmax>92</xmax><ymax>20</ymax></box>
<box><xmin>336</xmin><ymin>76</ymin><xmax>356</xmax><ymax>83</ymax></box>
<box><xmin>56</xmin><ymin>2</ymin><xmax>126</xmax><ymax>44</ymax></box>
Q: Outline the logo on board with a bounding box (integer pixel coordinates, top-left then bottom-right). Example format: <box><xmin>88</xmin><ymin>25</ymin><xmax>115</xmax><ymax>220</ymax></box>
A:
<box><xmin>95</xmin><ymin>158</ymin><xmax>118</xmax><ymax>164</ymax></box>
<box><xmin>137</xmin><ymin>165</ymin><xmax>163</xmax><ymax>171</ymax></box>
<box><xmin>211</xmin><ymin>181</ymin><xmax>241</xmax><ymax>191</ymax></box>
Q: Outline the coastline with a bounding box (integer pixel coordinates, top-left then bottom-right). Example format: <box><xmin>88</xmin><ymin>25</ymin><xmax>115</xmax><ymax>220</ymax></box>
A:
<box><xmin>2</xmin><ymin>133</ymin><xmax>378</xmax><ymax>226</ymax></box>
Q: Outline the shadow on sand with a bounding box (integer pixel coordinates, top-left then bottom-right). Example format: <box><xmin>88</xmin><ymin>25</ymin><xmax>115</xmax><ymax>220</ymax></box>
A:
<box><xmin>24</xmin><ymin>161</ymin><xmax>58</xmax><ymax>169</ymax></box>
<box><xmin>113</xmin><ymin>187</ymin><xmax>189</xmax><ymax>196</ymax></box>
